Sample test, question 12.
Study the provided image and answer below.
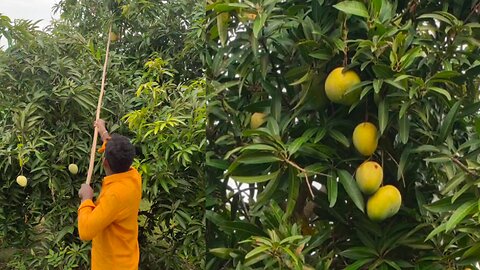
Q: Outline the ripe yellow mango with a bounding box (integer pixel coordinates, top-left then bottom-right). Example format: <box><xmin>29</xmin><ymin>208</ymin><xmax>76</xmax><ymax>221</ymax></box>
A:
<box><xmin>250</xmin><ymin>112</ymin><xmax>267</xmax><ymax>129</ymax></box>
<box><xmin>324</xmin><ymin>67</ymin><xmax>361</xmax><ymax>105</ymax></box>
<box><xmin>353</xmin><ymin>122</ymin><xmax>378</xmax><ymax>156</ymax></box>
<box><xmin>367</xmin><ymin>185</ymin><xmax>402</xmax><ymax>221</ymax></box>
<box><xmin>355</xmin><ymin>161</ymin><xmax>383</xmax><ymax>195</ymax></box>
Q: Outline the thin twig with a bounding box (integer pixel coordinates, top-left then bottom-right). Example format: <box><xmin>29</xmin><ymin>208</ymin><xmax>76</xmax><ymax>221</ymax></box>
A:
<box><xmin>342</xmin><ymin>17</ymin><xmax>349</xmax><ymax>67</ymax></box>
<box><xmin>234</xmin><ymin>180</ymin><xmax>252</xmax><ymax>222</ymax></box>
<box><xmin>385</xmin><ymin>150</ymin><xmax>406</xmax><ymax>188</ymax></box>
<box><xmin>284</xmin><ymin>159</ymin><xmax>315</xmax><ymax>199</ymax></box>
<box><xmin>465</xmin><ymin>3</ymin><xmax>480</xmax><ymax>22</ymax></box>
<box><xmin>365</xmin><ymin>98</ymin><xmax>369</xmax><ymax>122</ymax></box>
<box><xmin>451</xmin><ymin>157</ymin><xmax>480</xmax><ymax>177</ymax></box>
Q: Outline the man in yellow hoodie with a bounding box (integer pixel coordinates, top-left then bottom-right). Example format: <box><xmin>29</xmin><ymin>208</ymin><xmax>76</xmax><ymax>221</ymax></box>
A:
<box><xmin>78</xmin><ymin>119</ymin><xmax>142</xmax><ymax>270</ymax></box>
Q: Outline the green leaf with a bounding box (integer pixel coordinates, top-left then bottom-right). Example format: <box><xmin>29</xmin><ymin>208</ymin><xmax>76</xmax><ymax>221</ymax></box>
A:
<box><xmin>397</xmin><ymin>148</ymin><xmax>410</xmax><ymax>181</ymax></box>
<box><xmin>288</xmin><ymin>129</ymin><xmax>316</xmax><ymax>155</ymax></box>
<box><xmin>245</xmin><ymin>245</ymin><xmax>270</xmax><ymax>259</ymax></box>
<box><xmin>329</xmin><ymin>129</ymin><xmax>350</xmax><ymax>148</ymax></box>
<box><xmin>452</xmin><ymin>182</ymin><xmax>473</xmax><ymax>203</ymax></box>
<box><xmin>217</xmin><ymin>12</ymin><xmax>229</xmax><ymax>46</ymax></box>
<box><xmin>418</xmin><ymin>12</ymin><xmax>454</xmax><ymax>26</ymax></box>
<box><xmin>399</xmin><ymin>47</ymin><xmax>425</xmax><ymax>70</ymax></box>
<box><xmin>399</xmin><ymin>101</ymin><xmax>411</xmax><ymax>119</ymax></box>
<box><xmin>285</xmin><ymin>167</ymin><xmax>300</xmax><ymax>218</ymax></box>
<box><xmin>344</xmin><ymin>81</ymin><xmax>371</xmax><ymax>95</ymax></box>
<box><xmin>244</xmin><ymin>253</ymin><xmax>270</xmax><ymax>267</ymax></box>
<box><xmin>428</xmin><ymin>87</ymin><xmax>451</xmax><ymax>101</ymax></box>
<box><xmin>445</xmin><ymin>200</ymin><xmax>477</xmax><ymax>231</ymax></box>
<box><xmin>340</xmin><ymin>247</ymin><xmax>377</xmax><ymax>260</ymax></box>
<box><xmin>221</xmin><ymin>221</ymin><xmax>266</xmax><ymax>236</ymax></box>
<box><xmin>279</xmin><ymin>235</ymin><xmax>304</xmax><ymax>245</ymax></box>
<box><xmin>281</xmin><ymin>246</ymin><xmax>301</xmax><ymax>267</ymax></box>
<box><xmin>236</xmin><ymin>152</ymin><xmax>281</xmax><ymax>164</ymax></box>
<box><xmin>209</xmin><ymin>248</ymin><xmax>237</xmax><ymax>259</ymax></box>
<box><xmin>285</xmin><ymin>65</ymin><xmax>310</xmax><ymax>83</ymax></box>
<box><xmin>212</xmin><ymin>80</ymin><xmax>240</xmax><ymax>94</ymax></box>
<box><xmin>424</xmin><ymin>194</ymin><xmax>475</xmax><ymax>213</ymax></box>
<box><xmin>231</xmin><ymin>169</ymin><xmax>280</xmax><ymax>184</ymax></box>
<box><xmin>206</xmin><ymin>158</ymin><xmax>229</xmax><ymax>170</ymax></box>
<box><xmin>411</xmin><ymin>145</ymin><xmax>440</xmax><ymax>153</ymax></box>
<box><xmin>459</xmin><ymin>102</ymin><xmax>480</xmax><ymax>117</ymax></box>
<box><xmin>430</xmin><ymin>70</ymin><xmax>460</xmax><ymax>80</ymax></box>
<box><xmin>240</xmin><ymin>144</ymin><xmax>279</xmax><ymax>152</ymax></box>
<box><xmin>327</xmin><ymin>171</ymin><xmax>338</xmax><ymax>208</ymax></box>
<box><xmin>441</xmin><ymin>172</ymin><xmax>466</xmax><ymax>195</ymax></box>
<box><xmin>256</xmin><ymin>171</ymin><xmax>282</xmax><ymax>205</ymax></box>
<box><xmin>378</xmin><ymin>99</ymin><xmax>388</xmax><ymax>135</ymax></box>
<box><xmin>399</xmin><ymin>115</ymin><xmax>409</xmax><ymax>144</ymax></box>
<box><xmin>384</xmin><ymin>260</ymin><xmax>402</xmax><ymax>270</ymax></box>
<box><xmin>309</xmin><ymin>51</ymin><xmax>330</xmax><ymax>60</ymax></box>
<box><xmin>333</xmin><ymin>1</ymin><xmax>369</xmax><ymax>18</ymax></box>
<box><xmin>289</xmin><ymin>69</ymin><xmax>312</xmax><ymax>86</ymax></box>
<box><xmin>372</xmin><ymin>64</ymin><xmax>394</xmax><ymax>78</ymax></box>
<box><xmin>304</xmin><ymin>163</ymin><xmax>328</xmax><ymax>175</ymax></box>
<box><xmin>371</xmin><ymin>0</ymin><xmax>382</xmax><ymax>14</ymax></box>
<box><xmin>438</xmin><ymin>100</ymin><xmax>461</xmax><ymax>143</ymax></box>
<box><xmin>384</xmin><ymin>79</ymin><xmax>406</xmax><ymax>91</ymax></box>
<box><xmin>373</xmin><ymin>79</ymin><xmax>383</xmax><ymax>94</ymax></box>
<box><xmin>424</xmin><ymin>155</ymin><xmax>451</xmax><ymax>163</ymax></box>
<box><xmin>462</xmin><ymin>242</ymin><xmax>480</xmax><ymax>259</ymax></box>
<box><xmin>338</xmin><ymin>170</ymin><xmax>365</xmax><ymax>212</ymax></box>
<box><xmin>266</xmin><ymin>118</ymin><xmax>280</xmax><ymax>136</ymax></box>
<box><xmin>54</xmin><ymin>226</ymin><xmax>74</xmax><ymax>244</ymax></box>
<box><xmin>425</xmin><ymin>223</ymin><xmax>447</xmax><ymax>241</ymax></box>
<box><xmin>344</xmin><ymin>258</ymin><xmax>373</xmax><ymax>270</ymax></box>
<box><xmin>458</xmin><ymin>139</ymin><xmax>480</xmax><ymax>151</ymax></box>
<box><xmin>210</xmin><ymin>3</ymin><xmax>250</xmax><ymax>12</ymax></box>
<box><xmin>253</xmin><ymin>13</ymin><xmax>268</xmax><ymax>38</ymax></box>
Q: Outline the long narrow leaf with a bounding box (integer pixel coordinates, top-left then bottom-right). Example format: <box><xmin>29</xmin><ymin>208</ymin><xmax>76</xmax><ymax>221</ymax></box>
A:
<box><xmin>445</xmin><ymin>200</ymin><xmax>477</xmax><ymax>231</ymax></box>
<box><xmin>231</xmin><ymin>169</ymin><xmax>280</xmax><ymax>184</ymax></box>
<box><xmin>338</xmin><ymin>170</ymin><xmax>365</xmax><ymax>212</ymax></box>
<box><xmin>333</xmin><ymin>1</ymin><xmax>369</xmax><ymax>18</ymax></box>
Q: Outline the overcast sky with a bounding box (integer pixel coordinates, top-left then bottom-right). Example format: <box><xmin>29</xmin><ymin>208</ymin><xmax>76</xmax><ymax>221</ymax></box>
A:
<box><xmin>0</xmin><ymin>0</ymin><xmax>59</xmax><ymax>47</ymax></box>
<box><xmin>0</xmin><ymin>0</ymin><xmax>59</xmax><ymax>28</ymax></box>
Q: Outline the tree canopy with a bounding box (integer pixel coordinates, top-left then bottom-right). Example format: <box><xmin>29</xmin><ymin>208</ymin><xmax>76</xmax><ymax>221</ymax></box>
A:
<box><xmin>0</xmin><ymin>0</ymin><xmax>205</xmax><ymax>269</ymax></box>
<box><xmin>206</xmin><ymin>0</ymin><xmax>480</xmax><ymax>269</ymax></box>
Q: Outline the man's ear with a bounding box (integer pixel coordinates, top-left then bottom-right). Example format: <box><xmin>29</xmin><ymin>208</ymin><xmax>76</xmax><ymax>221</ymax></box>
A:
<box><xmin>103</xmin><ymin>157</ymin><xmax>110</xmax><ymax>169</ymax></box>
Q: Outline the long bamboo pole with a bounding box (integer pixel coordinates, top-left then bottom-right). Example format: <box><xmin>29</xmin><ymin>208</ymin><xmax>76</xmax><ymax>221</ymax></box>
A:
<box><xmin>86</xmin><ymin>25</ymin><xmax>112</xmax><ymax>185</ymax></box>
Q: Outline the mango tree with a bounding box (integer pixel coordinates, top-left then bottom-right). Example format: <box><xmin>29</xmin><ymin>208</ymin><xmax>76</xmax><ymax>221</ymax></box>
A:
<box><xmin>0</xmin><ymin>0</ymin><xmax>205</xmax><ymax>269</ymax></box>
<box><xmin>206</xmin><ymin>0</ymin><xmax>480</xmax><ymax>269</ymax></box>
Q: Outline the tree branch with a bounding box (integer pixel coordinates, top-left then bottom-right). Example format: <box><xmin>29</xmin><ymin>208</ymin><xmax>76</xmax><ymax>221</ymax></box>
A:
<box><xmin>283</xmin><ymin>159</ymin><xmax>313</xmax><ymax>199</ymax></box>
<box><xmin>451</xmin><ymin>157</ymin><xmax>480</xmax><ymax>177</ymax></box>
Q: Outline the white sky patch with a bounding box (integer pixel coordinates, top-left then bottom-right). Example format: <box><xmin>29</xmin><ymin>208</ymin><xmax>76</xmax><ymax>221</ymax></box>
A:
<box><xmin>0</xmin><ymin>0</ymin><xmax>60</xmax><ymax>47</ymax></box>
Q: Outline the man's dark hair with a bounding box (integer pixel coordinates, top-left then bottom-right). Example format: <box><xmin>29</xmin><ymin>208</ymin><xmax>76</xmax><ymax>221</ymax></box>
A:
<box><xmin>105</xmin><ymin>134</ymin><xmax>135</xmax><ymax>173</ymax></box>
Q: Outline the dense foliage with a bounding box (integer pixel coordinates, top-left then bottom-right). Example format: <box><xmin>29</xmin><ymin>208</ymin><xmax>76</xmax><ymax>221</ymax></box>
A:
<box><xmin>0</xmin><ymin>0</ymin><xmax>205</xmax><ymax>269</ymax></box>
<box><xmin>206</xmin><ymin>0</ymin><xmax>480</xmax><ymax>269</ymax></box>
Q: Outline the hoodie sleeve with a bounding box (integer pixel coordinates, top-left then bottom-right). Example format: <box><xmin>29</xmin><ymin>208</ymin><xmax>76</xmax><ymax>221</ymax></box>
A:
<box><xmin>77</xmin><ymin>194</ymin><xmax>120</xmax><ymax>241</ymax></box>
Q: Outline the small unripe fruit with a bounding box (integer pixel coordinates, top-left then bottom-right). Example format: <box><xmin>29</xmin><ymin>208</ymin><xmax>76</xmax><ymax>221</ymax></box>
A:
<box><xmin>68</xmin><ymin>164</ymin><xmax>79</xmax><ymax>175</ymax></box>
<box><xmin>16</xmin><ymin>175</ymin><xmax>27</xmax><ymax>187</ymax></box>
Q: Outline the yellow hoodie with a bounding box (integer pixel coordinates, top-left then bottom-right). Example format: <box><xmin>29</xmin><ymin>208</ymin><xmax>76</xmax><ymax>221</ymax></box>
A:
<box><xmin>78</xmin><ymin>167</ymin><xmax>142</xmax><ymax>270</ymax></box>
